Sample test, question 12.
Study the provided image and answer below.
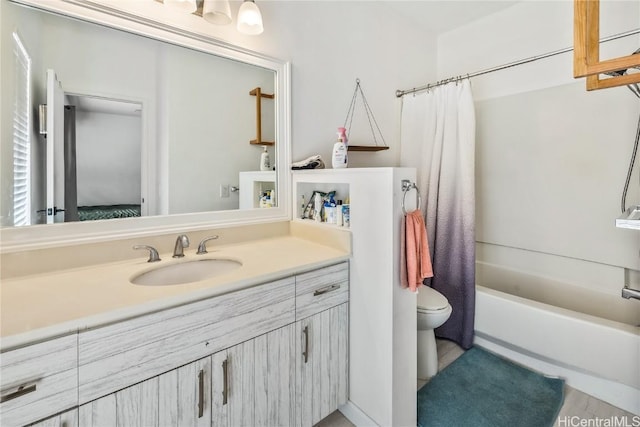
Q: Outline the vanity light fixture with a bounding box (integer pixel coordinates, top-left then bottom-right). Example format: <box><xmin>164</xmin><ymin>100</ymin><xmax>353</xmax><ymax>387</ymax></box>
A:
<box><xmin>160</xmin><ymin>0</ymin><xmax>262</xmax><ymax>35</ymax></box>
<box><xmin>203</xmin><ymin>0</ymin><xmax>232</xmax><ymax>25</ymax></box>
<box><xmin>237</xmin><ymin>0</ymin><xmax>264</xmax><ymax>35</ymax></box>
<box><xmin>164</xmin><ymin>0</ymin><xmax>197</xmax><ymax>14</ymax></box>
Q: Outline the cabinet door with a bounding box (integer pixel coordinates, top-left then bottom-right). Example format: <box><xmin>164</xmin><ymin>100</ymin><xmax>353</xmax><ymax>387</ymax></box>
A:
<box><xmin>78</xmin><ymin>356</ymin><xmax>211</xmax><ymax>427</ymax></box>
<box><xmin>211</xmin><ymin>325</ymin><xmax>295</xmax><ymax>427</ymax></box>
<box><xmin>212</xmin><ymin>339</ymin><xmax>256</xmax><ymax>427</ymax></box>
<box><xmin>28</xmin><ymin>408</ymin><xmax>78</xmax><ymax>427</ymax></box>
<box><xmin>296</xmin><ymin>303</ymin><xmax>349</xmax><ymax>427</ymax></box>
<box><xmin>158</xmin><ymin>357</ymin><xmax>211</xmax><ymax>427</ymax></box>
<box><xmin>78</xmin><ymin>376</ymin><xmax>158</xmax><ymax>427</ymax></box>
<box><xmin>254</xmin><ymin>324</ymin><xmax>295</xmax><ymax>427</ymax></box>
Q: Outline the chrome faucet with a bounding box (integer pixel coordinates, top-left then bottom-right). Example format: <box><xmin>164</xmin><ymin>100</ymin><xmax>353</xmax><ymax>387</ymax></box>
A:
<box><xmin>173</xmin><ymin>234</ymin><xmax>190</xmax><ymax>258</ymax></box>
<box><xmin>197</xmin><ymin>235</ymin><xmax>219</xmax><ymax>255</ymax></box>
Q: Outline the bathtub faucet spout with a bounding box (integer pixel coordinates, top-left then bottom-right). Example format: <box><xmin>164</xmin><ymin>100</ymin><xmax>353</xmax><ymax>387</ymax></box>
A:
<box><xmin>621</xmin><ymin>286</ymin><xmax>640</xmax><ymax>300</ymax></box>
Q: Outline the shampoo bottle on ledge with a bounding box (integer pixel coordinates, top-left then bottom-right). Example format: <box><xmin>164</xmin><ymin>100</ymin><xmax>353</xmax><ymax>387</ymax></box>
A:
<box><xmin>332</xmin><ymin>128</ymin><xmax>348</xmax><ymax>169</ymax></box>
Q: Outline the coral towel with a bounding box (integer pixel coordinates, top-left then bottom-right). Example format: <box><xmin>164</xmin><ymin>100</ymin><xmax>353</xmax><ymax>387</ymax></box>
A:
<box><xmin>404</xmin><ymin>210</ymin><xmax>433</xmax><ymax>292</ymax></box>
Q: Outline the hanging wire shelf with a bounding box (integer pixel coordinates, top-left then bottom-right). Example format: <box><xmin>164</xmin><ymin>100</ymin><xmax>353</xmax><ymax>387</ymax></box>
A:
<box><xmin>343</xmin><ymin>78</ymin><xmax>389</xmax><ymax>152</ymax></box>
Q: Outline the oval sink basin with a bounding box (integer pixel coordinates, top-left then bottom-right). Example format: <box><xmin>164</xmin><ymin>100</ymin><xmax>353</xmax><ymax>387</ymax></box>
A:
<box><xmin>132</xmin><ymin>259</ymin><xmax>242</xmax><ymax>286</ymax></box>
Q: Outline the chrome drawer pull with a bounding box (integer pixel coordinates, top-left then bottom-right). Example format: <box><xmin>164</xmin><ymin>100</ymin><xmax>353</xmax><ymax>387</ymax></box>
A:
<box><xmin>222</xmin><ymin>359</ymin><xmax>229</xmax><ymax>405</ymax></box>
<box><xmin>302</xmin><ymin>326</ymin><xmax>309</xmax><ymax>364</ymax></box>
<box><xmin>198</xmin><ymin>370</ymin><xmax>205</xmax><ymax>418</ymax></box>
<box><xmin>0</xmin><ymin>383</ymin><xmax>37</xmax><ymax>403</ymax></box>
<box><xmin>313</xmin><ymin>284</ymin><xmax>340</xmax><ymax>296</ymax></box>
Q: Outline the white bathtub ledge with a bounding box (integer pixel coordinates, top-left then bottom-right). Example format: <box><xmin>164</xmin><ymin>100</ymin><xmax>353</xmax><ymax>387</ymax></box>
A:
<box><xmin>475</xmin><ymin>285</ymin><xmax>640</xmax><ymax>414</ymax></box>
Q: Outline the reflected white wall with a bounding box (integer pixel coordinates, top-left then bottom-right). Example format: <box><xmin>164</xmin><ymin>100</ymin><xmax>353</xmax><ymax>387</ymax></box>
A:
<box><xmin>75</xmin><ymin>110</ymin><xmax>142</xmax><ymax>206</ymax></box>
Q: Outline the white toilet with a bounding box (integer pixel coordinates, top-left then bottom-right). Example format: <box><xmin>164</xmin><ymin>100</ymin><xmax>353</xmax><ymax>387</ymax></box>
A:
<box><xmin>417</xmin><ymin>286</ymin><xmax>453</xmax><ymax>380</ymax></box>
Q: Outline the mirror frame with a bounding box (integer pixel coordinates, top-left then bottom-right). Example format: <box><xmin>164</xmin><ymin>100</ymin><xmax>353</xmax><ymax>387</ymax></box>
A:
<box><xmin>1</xmin><ymin>0</ymin><xmax>291</xmax><ymax>253</ymax></box>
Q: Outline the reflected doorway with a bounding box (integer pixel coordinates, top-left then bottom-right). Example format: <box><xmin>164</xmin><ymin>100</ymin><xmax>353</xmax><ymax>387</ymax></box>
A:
<box><xmin>64</xmin><ymin>94</ymin><xmax>143</xmax><ymax>222</ymax></box>
<box><xmin>44</xmin><ymin>69</ymin><xmax>145</xmax><ymax>223</ymax></box>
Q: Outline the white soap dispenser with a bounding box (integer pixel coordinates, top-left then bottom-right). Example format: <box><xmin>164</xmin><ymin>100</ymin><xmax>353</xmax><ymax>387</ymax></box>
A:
<box><xmin>260</xmin><ymin>146</ymin><xmax>271</xmax><ymax>171</ymax></box>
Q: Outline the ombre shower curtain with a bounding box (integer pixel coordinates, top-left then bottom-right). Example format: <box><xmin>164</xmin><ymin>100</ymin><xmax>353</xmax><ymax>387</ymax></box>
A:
<box><xmin>400</xmin><ymin>79</ymin><xmax>476</xmax><ymax>349</ymax></box>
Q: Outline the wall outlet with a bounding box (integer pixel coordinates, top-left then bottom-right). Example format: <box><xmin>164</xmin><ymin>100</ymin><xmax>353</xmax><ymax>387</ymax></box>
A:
<box><xmin>220</xmin><ymin>184</ymin><xmax>230</xmax><ymax>198</ymax></box>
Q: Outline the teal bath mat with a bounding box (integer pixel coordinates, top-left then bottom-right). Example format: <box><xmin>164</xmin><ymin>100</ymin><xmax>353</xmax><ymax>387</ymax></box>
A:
<box><xmin>417</xmin><ymin>347</ymin><xmax>565</xmax><ymax>427</ymax></box>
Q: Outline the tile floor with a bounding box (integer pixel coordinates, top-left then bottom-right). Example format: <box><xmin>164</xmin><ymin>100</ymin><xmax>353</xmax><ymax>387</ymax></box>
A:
<box><xmin>320</xmin><ymin>339</ymin><xmax>637</xmax><ymax>426</ymax></box>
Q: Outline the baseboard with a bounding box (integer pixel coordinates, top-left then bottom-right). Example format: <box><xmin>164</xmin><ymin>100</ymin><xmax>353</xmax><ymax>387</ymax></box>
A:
<box><xmin>474</xmin><ymin>335</ymin><xmax>640</xmax><ymax>415</ymax></box>
<box><xmin>339</xmin><ymin>401</ymin><xmax>379</xmax><ymax>426</ymax></box>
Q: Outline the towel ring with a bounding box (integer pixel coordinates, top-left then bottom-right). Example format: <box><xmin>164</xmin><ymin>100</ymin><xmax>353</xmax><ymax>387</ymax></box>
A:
<box><xmin>401</xmin><ymin>180</ymin><xmax>422</xmax><ymax>214</ymax></box>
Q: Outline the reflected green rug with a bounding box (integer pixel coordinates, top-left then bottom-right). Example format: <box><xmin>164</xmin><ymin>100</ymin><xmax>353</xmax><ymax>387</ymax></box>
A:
<box><xmin>417</xmin><ymin>347</ymin><xmax>565</xmax><ymax>427</ymax></box>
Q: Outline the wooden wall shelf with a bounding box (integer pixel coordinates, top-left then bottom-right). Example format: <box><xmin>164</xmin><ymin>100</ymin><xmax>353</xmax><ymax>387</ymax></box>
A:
<box><xmin>249</xmin><ymin>87</ymin><xmax>275</xmax><ymax>146</ymax></box>
<box><xmin>347</xmin><ymin>146</ymin><xmax>389</xmax><ymax>152</ymax></box>
<box><xmin>573</xmin><ymin>0</ymin><xmax>640</xmax><ymax>90</ymax></box>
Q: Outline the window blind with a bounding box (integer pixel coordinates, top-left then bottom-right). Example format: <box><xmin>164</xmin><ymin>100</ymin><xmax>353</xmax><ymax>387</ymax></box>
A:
<box><xmin>12</xmin><ymin>32</ymin><xmax>31</xmax><ymax>226</ymax></box>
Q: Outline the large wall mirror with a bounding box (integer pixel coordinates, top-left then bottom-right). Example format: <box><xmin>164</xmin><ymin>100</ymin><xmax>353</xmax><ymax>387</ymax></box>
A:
<box><xmin>0</xmin><ymin>0</ymin><xmax>291</xmax><ymax>251</ymax></box>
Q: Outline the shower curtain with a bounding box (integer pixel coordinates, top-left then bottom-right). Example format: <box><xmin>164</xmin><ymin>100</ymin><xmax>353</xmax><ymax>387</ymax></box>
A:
<box><xmin>400</xmin><ymin>79</ymin><xmax>476</xmax><ymax>349</ymax></box>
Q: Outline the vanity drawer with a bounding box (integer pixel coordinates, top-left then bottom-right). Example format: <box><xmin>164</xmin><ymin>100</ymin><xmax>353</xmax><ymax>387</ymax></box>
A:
<box><xmin>78</xmin><ymin>277</ymin><xmax>295</xmax><ymax>404</ymax></box>
<box><xmin>0</xmin><ymin>334</ymin><xmax>77</xmax><ymax>427</ymax></box>
<box><xmin>296</xmin><ymin>262</ymin><xmax>349</xmax><ymax>320</ymax></box>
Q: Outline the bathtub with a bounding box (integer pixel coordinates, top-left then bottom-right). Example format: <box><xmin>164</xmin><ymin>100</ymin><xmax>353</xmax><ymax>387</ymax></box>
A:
<box><xmin>474</xmin><ymin>262</ymin><xmax>640</xmax><ymax>415</ymax></box>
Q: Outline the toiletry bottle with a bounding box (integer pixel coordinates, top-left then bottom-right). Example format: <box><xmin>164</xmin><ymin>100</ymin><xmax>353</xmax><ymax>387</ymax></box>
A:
<box><xmin>314</xmin><ymin>192</ymin><xmax>323</xmax><ymax>222</ymax></box>
<box><xmin>323</xmin><ymin>199</ymin><xmax>330</xmax><ymax>222</ymax></box>
<box><xmin>260</xmin><ymin>147</ymin><xmax>271</xmax><ymax>171</ymax></box>
<box><xmin>336</xmin><ymin>200</ymin><xmax>343</xmax><ymax>226</ymax></box>
<box><xmin>342</xmin><ymin>204</ymin><xmax>350</xmax><ymax>227</ymax></box>
<box><xmin>332</xmin><ymin>129</ymin><xmax>348</xmax><ymax>169</ymax></box>
<box><xmin>324</xmin><ymin>196</ymin><xmax>337</xmax><ymax>224</ymax></box>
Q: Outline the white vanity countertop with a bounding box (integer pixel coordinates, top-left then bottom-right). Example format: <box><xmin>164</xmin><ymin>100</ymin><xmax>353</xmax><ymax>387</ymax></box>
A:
<box><xmin>0</xmin><ymin>234</ymin><xmax>349</xmax><ymax>350</ymax></box>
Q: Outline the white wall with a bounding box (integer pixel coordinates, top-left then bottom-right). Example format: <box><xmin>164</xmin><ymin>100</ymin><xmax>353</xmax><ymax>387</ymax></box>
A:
<box><xmin>249</xmin><ymin>1</ymin><xmax>438</xmax><ymax>168</ymax></box>
<box><xmin>437</xmin><ymin>1</ymin><xmax>640</xmax><ymax>295</ymax></box>
<box><xmin>98</xmin><ymin>0</ymin><xmax>438</xmax><ymax>169</ymax></box>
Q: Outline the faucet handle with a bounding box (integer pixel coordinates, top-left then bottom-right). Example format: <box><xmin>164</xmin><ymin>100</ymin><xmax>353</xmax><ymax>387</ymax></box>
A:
<box><xmin>197</xmin><ymin>236</ymin><xmax>219</xmax><ymax>255</ymax></box>
<box><xmin>133</xmin><ymin>245</ymin><xmax>161</xmax><ymax>262</ymax></box>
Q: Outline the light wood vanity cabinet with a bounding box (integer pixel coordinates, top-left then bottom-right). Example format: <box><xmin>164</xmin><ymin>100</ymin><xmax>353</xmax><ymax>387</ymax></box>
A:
<box><xmin>1</xmin><ymin>262</ymin><xmax>349</xmax><ymax>427</ymax></box>
<box><xmin>296</xmin><ymin>303</ymin><xmax>349</xmax><ymax>427</ymax></box>
<box><xmin>295</xmin><ymin>262</ymin><xmax>350</xmax><ymax>427</ymax></box>
<box><xmin>0</xmin><ymin>335</ymin><xmax>78</xmax><ymax>427</ymax></box>
<box><xmin>77</xmin><ymin>276</ymin><xmax>296</xmax><ymax>404</ymax></box>
<box><xmin>79</xmin><ymin>355</ymin><xmax>213</xmax><ymax>426</ymax></box>
<box><xmin>158</xmin><ymin>357</ymin><xmax>212</xmax><ymax>426</ymax></box>
<box><xmin>211</xmin><ymin>324</ymin><xmax>296</xmax><ymax>427</ymax></box>
<box><xmin>295</xmin><ymin>262</ymin><xmax>349</xmax><ymax>320</ymax></box>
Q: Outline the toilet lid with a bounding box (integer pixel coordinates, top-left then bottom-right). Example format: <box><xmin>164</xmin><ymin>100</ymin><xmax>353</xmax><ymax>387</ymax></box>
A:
<box><xmin>417</xmin><ymin>286</ymin><xmax>449</xmax><ymax>311</ymax></box>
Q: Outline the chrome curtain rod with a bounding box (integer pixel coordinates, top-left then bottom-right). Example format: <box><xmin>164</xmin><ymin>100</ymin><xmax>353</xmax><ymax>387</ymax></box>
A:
<box><xmin>396</xmin><ymin>28</ymin><xmax>640</xmax><ymax>98</ymax></box>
